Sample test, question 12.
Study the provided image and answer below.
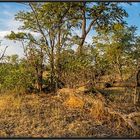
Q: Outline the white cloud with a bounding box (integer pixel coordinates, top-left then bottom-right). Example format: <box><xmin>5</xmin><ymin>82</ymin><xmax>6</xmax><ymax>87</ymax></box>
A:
<box><xmin>0</xmin><ymin>39</ymin><xmax>24</xmax><ymax>57</ymax></box>
<box><xmin>2</xmin><ymin>10</ymin><xmax>13</xmax><ymax>17</ymax></box>
<box><xmin>0</xmin><ymin>31</ymin><xmax>11</xmax><ymax>38</ymax></box>
<box><xmin>0</xmin><ymin>17</ymin><xmax>23</xmax><ymax>31</ymax></box>
<box><xmin>0</xmin><ymin>30</ymin><xmax>40</xmax><ymax>39</ymax></box>
<box><xmin>0</xmin><ymin>30</ymin><xmax>41</xmax><ymax>58</ymax></box>
<box><xmin>0</xmin><ymin>4</ymin><xmax>24</xmax><ymax>57</ymax></box>
<box><xmin>0</xmin><ymin>3</ymin><xmax>38</xmax><ymax>57</ymax></box>
<box><xmin>85</xmin><ymin>34</ymin><xmax>93</xmax><ymax>45</ymax></box>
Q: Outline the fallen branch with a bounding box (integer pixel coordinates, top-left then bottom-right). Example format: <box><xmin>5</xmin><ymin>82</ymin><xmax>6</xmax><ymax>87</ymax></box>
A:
<box><xmin>84</xmin><ymin>87</ymin><xmax>140</xmax><ymax>134</ymax></box>
<box><xmin>127</xmin><ymin>112</ymin><xmax>140</xmax><ymax>119</ymax></box>
<box><xmin>105</xmin><ymin>107</ymin><xmax>140</xmax><ymax>134</ymax></box>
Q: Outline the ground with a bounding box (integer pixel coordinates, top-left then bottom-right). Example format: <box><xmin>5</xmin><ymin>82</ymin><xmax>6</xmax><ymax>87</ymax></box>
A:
<box><xmin>0</xmin><ymin>87</ymin><xmax>140</xmax><ymax>138</ymax></box>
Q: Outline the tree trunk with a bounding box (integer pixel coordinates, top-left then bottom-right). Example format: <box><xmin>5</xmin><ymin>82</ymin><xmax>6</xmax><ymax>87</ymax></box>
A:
<box><xmin>35</xmin><ymin>48</ymin><xmax>44</xmax><ymax>92</ymax></box>
<box><xmin>77</xmin><ymin>2</ymin><xmax>86</xmax><ymax>55</ymax></box>
<box><xmin>116</xmin><ymin>56</ymin><xmax>123</xmax><ymax>81</ymax></box>
<box><xmin>35</xmin><ymin>64</ymin><xmax>43</xmax><ymax>92</ymax></box>
<box><xmin>50</xmin><ymin>43</ymin><xmax>56</xmax><ymax>92</ymax></box>
<box><xmin>56</xmin><ymin>28</ymin><xmax>62</xmax><ymax>88</ymax></box>
<box><xmin>37</xmin><ymin>70</ymin><xmax>43</xmax><ymax>92</ymax></box>
<box><xmin>134</xmin><ymin>69</ymin><xmax>140</xmax><ymax>105</ymax></box>
<box><xmin>50</xmin><ymin>59</ymin><xmax>55</xmax><ymax>91</ymax></box>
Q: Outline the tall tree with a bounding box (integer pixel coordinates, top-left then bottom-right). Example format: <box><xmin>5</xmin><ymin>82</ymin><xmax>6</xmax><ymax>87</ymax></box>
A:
<box><xmin>8</xmin><ymin>2</ymin><xmax>74</xmax><ymax>91</ymax></box>
<box><xmin>70</xmin><ymin>2</ymin><xmax>128</xmax><ymax>54</ymax></box>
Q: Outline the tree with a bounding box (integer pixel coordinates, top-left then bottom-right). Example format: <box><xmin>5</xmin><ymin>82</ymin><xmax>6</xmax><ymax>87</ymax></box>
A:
<box><xmin>5</xmin><ymin>2</ymin><xmax>132</xmax><ymax>91</ymax></box>
<box><xmin>69</xmin><ymin>2</ymin><xmax>128</xmax><ymax>54</ymax></box>
<box><xmin>92</xmin><ymin>25</ymin><xmax>137</xmax><ymax>81</ymax></box>
<box><xmin>132</xmin><ymin>36</ymin><xmax>140</xmax><ymax>105</ymax></box>
<box><xmin>7</xmin><ymin>2</ymin><xmax>75</xmax><ymax>91</ymax></box>
<box><xmin>6</xmin><ymin>31</ymin><xmax>46</xmax><ymax>92</ymax></box>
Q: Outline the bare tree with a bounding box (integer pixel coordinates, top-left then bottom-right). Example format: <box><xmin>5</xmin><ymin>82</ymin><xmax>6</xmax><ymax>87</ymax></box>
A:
<box><xmin>0</xmin><ymin>46</ymin><xmax>8</xmax><ymax>60</ymax></box>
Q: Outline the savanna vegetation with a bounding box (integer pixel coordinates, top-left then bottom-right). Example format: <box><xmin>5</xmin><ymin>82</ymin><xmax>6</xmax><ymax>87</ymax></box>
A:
<box><xmin>0</xmin><ymin>2</ymin><xmax>140</xmax><ymax>138</ymax></box>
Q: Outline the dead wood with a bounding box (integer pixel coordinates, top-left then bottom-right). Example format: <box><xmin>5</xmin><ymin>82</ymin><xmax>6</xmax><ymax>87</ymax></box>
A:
<box><xmin>94</xmin><ymin>88</ymin><xmax>140</xmax><ymax>134</ymax></box>
<box><xmin>105</xmin><ymin>107</ymin><xmax>140</xmax><ymax>134</ymax></box>
<box><xmin>0</xmin><ymin>46</ymin><xmax>8</xmax><ymax>60</ymax></box>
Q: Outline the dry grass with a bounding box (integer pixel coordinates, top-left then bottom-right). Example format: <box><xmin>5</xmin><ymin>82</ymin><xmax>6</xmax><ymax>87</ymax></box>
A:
<box><xmin>0</xmin><ymin>93</ymin><xmax>21</xmax><ymax>111</ymax></box>
<box><xmin>89</xmin><ymin>99</ymin><xmax>104</xmax><ymax>120</ymax></box>
<box><xmin>63</xmin><ymin>95</ymin><xmax>84</xmax><ymax>109</ymax></box>
<box><xmin>0</xmin><ymin>87</ymin><xmax>139</xmax><ymax>138</ymax></box>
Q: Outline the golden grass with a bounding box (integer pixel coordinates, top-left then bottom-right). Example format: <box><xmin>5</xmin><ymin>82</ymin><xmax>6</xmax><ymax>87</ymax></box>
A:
<box><xmin>0</xmin><ymin>93</ymin><xmax>21</xmax><ymax>110</ymax></box>
<box><xmin>77</xmin><ymin>86</ymin><xmax>87</xmax><ymax>92</ymax></box>
<box><xmin>90</xmin><ymin>99</ymin><xmax>104</xmax><ymax>119</ymax></box>
<box><xmin>63</xmin><ymin>95</ymin><xmax>84</xmax><ymax>109</ymax></box>
<box><xmin>0</xmin><ymin>88</ymin><xmax>139</xmax><ymax>137</ymax></box>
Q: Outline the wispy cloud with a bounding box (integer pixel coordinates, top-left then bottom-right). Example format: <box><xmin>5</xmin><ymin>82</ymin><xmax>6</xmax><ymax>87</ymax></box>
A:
<box><xmin>0</xmin><ymin>4</ymin><xmax>24</xmax><ymax>58</ymax></box>
<box><xmin>0</xmin><ymin>30</ymin><xmax>40</xmax><ymax>39</ymax></box>
<box><xmin>0</xmin><ymin>39</ymin><xmax>24</xmax><ymax>57</ymax></box>
<box><xmin>0</xmin><ymin>3</ymin><xmax>39</xmax><ymax>57</ymax></box>
<box><xmin>1</xmin><ymin>2</ymin><xmax>140</xmax><ymax>57</ymax></box>
<box><xmin>120</xmin><ymin>2</ymin><xmax>140</xmax><ymax>9</ymax></box>
<box><xmin>0</xmin><ymin>30</ymin><xmax>41</xmax><ymax>58</ymax></box>
<box><xmin>0</xmin><ymin>4</ymin><xmax>24</xmax><ymax>57</ymax></box>
<box><xmin>0</xmin><ymin>12</ymin><xmax>22</xmax><ymax>31</ymax></box>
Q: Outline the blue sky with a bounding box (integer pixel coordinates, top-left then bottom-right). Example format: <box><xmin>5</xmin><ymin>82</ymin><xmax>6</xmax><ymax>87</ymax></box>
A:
<box><xmin>0</xmin><ymin>2</ymin><xmax>140</xmax><ymax>57</ymax></box>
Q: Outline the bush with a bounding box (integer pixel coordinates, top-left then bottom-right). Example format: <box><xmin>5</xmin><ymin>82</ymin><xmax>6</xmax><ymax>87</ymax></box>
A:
<box><xmin>0</xmin><ymin>55</ymin><xmax>35</xmax><ymax>93</ymax></box>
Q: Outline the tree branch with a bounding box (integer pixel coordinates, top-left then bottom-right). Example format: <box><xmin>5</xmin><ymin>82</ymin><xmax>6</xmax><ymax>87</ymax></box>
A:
<box><xmin>28</xmin><ymin>3</ymin><xmax>51</xmax><ymax>57</ymax></box>
<box><xmin>0</xmin><ymin>46</ymin><xmax>8</xmax><ymax>60</ymax></box>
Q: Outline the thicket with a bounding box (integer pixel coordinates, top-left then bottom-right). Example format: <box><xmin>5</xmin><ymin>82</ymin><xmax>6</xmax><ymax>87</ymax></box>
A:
<box><xmin>0</xmin><ymin>2</ymin><xmax>140</xmax><ymax>96</ymax></box>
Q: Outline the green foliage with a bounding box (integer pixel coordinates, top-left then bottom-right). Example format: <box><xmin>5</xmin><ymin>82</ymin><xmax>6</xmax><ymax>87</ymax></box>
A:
<box><xmin>0</xmin><ymin>55</ymin><xmax>35</xmax><ymax>93</ymax></box>
<box><xmin>92</xmin><ymin>25</ymin><xmax>137</xmax><ymax>80</ymax></box>
<box><xmin>2</xmin><ymin>2</ymin><xmax>139</xmax><ymax>91</ymax></box>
